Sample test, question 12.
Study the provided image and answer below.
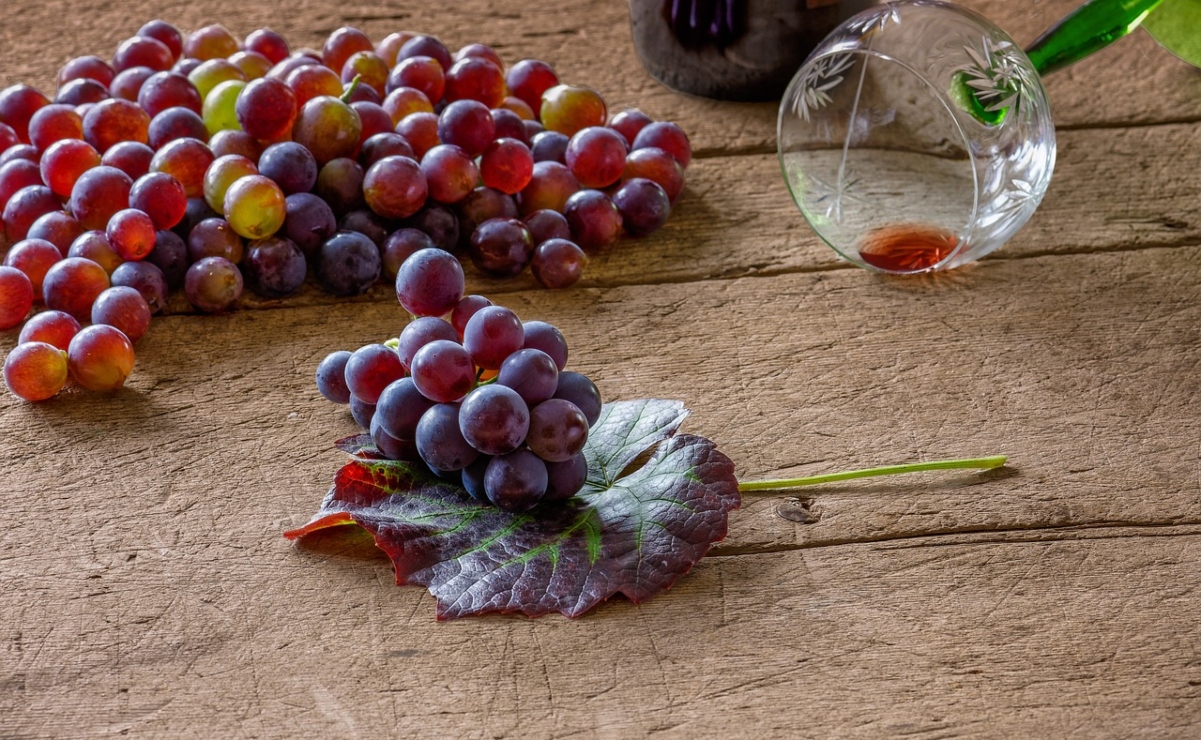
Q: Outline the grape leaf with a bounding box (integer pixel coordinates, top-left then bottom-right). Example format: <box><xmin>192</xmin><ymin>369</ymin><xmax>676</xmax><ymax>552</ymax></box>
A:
<box><xmin>285</xmin><ymin>399</ymin><xmax>741</xmax><ymax>619</ymax></box>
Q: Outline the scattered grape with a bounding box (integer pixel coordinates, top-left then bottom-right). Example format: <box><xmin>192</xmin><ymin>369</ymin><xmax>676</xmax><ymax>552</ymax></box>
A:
<box><xmin>613</xmin><ymin>177</ymin><xmax>671</xmax><ymax>236</ymax></box>
<box><xmin>27</xmin><ymin>211</ymin><xmax>84</xmax><ymax>256</ymax></box>
<box><xmin>317</xmin><ymin>230</ymin><xmax>380</xmax><ymax>296</ymax></box>
<box><xmin>540</xmin><ymin>84</ymin><xmax>606</xmax><ymax>136</ymax></box>
<box><xmin>632</xmin><ymin>121</ymin><xmax>692</xmax><ymax>168</ymax></box>
<box><xmin>40</xmin><ymin>139</ymin><xmax>101</xmax><ymax>198</ymax></box>
<box><xmin>565</xmin><ymin>126</ymin><xmax>628</xmax><ymax>188</ymax></box>
<box><xmin>258</xmin><ymin>142</ymin><xmax>318</xmax><ymax>194</ymax></box>
<box><xmin>564</xmin><ymin>189</ymin><xmax>622</xmax><ymax>248</ymax></box>
<box><xmin>18</xmin><ymin>310</ymin><xmax>80</xmax><ymax>350</ymax></box>
<box><xmin>243</xmin><ymin>235</ymin><xmax>306</xmax><ymax>298</ymax></box>
<box><xmin>283</xmin><ymin>192</ymin><xmax>337</xmax><ymax>260</ymax></box>
<box><xmin>4</xmin><ymin>341</ymin><xmax>68</xmax><ymax>401</ymax></box>
<box><xmin>106</xmin><ymin>208</ymin><xmax>157</xmax><ymax>260</ymax></box>
<box><xmin>363</xmin><ymin>155</ymin><xmax>427</xmax><ymax>219</ymax></box>
<box><xmin>67</xmin><ymin>324</ymin><xmax>135</xmax><ymax>391</ymax></box>
<box><xmin>436</xmin><ymin>100</ymin><xmax>494</xmax><ymax>157</ymax></box>
<box><xmin>506</xmin><ymin>60</ymin><xmax>559</xmax><ymax>117</ymax></box>
<box><xmin>381</xmin><ymin>228</ymin><xmax>434</xmax><ymax>280</ymax></box>
<box><xmin>101</xmin><ymin>140</ymin><xmax>154</xmax><ymax>179</ymax></box>
<box><xmin>532</xmin><ymin>238</ymin><xmax>586</xmax><ymax>289</ymax></box>
<box><xmin>0</xmin><ymin>266</ymin><xmax>34</xmax><ymax>329</ymax></box>
<box><xmin>480</xmin><ymin>138</ymin><xmax>534</xmax><ymax>195</ymax></box>
<box><xmin>111</xmin><ymin>260</ymin><xmax>168</xmax><ymax>313</ymax></box>
<box><xmin>3</xmin><ymin>238</ymin><xmax>62</xmax><ymax>298</ymax></box>
<box><xmin>223</xmin><ymin>174</ymin><xmax>286</xmax><ymax>239</ymax></box>
<box><xmin>91</xmin><ymin>285</ymin><xmax>151</xmax><ymax>343</ymax></box>
<box><xmin>184</xmin><ymin>255</ymin><xmax>243</xmax><ymax>313</ymax></box>
<box><xmin>68</xmin><ymin>231</ymin><xmax>124</xmax><ymax>274</ymax></box>
<box><xmin>421</xmin><ymin>144</ymin><xmax>478</xmax><ymax>204</ymax></box>
<box><xmin>187</xmin><ymin>217</ymin><xmax>244</xmax><ymax>263</ymax></box>
<box><xmin>469</xmin><ymin>217</ymin><xmax>535</xmax><ymax>277</ymax></box>
<box><xmin>518</xmin><ymin>160</ymin><xmax>579</xmax><ymax>215</ymax></box>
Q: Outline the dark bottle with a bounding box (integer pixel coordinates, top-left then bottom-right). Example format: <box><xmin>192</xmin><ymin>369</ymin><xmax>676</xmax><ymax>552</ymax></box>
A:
<box><xmin>628</xmin><ymin>0</ymin><xmax>878</xmax><ymax>101</ymax></box>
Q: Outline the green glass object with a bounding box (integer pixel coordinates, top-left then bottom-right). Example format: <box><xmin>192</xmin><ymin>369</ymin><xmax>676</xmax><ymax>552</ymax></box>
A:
<box><xmin>1144</xmin><ymin>0</ymin><xmax>1201</xmax><ymax>67</ymax></box>
<box><xmin>1026</xmin><ymin>0</ymin><xmax>1165</xmax><ymax>76</ymax></box>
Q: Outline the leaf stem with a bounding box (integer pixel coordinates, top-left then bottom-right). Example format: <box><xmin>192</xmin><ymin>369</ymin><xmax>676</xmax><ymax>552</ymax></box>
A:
<box><xmin>738</xmin><ymin>455</ymin><xmax>1007</xmax><ymax>492</ymax></box>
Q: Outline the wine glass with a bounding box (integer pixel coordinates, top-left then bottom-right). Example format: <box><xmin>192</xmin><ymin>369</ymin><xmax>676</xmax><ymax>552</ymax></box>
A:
<box><xmin>778</xmin><ymin>0</ymin><xmax>1186</xmax><ymax>274</ymax></box>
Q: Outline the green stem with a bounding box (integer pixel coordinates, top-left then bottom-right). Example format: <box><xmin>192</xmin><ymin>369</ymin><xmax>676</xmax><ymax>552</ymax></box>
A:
<box><xmin>738</xmin><ymin>455</ymin><xmax>1007</xmax><ymax>493</ymax></box>
<box><xmin>340</xmin><ymin>75</ymin><xmax>363</xmax><ymax>104</ymax></box>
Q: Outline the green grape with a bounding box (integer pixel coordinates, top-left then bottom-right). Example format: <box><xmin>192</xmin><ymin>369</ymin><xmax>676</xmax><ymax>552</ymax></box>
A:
<box><xmin>202</xmin><ymin>80</ymin><xmax>246</xmax><ymax>136</ymax></box>
<box><xmin>223</xmin><ymin>175</ymin><xmax>286</xmax><ymax>239</ymax></box>
<box><xmin>204</xmin><ymin>154</ymin><xmax>259</xmax><ymax>212</ymax></box>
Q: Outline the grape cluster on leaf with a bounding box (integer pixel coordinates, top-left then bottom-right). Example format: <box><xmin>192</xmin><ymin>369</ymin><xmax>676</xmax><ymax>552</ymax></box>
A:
<box><xmin>286</xmin><ymin>399</ymin><xmax>740</xmax><ymax>619</ymax></box>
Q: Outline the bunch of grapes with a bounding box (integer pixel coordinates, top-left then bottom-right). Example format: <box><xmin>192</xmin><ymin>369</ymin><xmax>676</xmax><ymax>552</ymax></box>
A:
<box><xmin>316</xmin><ymin>247</ymin><xmax>602</xmax><ymax>511</ymax></box>
<box><xmin>1</xmin><ymin>20</ymin><xmax>690</xmax><ymax>402</ymax></box>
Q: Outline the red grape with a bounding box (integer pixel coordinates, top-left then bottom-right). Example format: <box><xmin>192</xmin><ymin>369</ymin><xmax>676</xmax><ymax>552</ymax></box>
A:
<box><xmin>382</xmin><ymin>87</ymin><xmax>433</xmax><ymax>125</ymax></box>
<box><xmin>4</xmin><ymin>341</ymin><xmax>68</xmax><ymax>401</ymax></box>
<box><xmin>395</xmin><ymin>247</ymin><xmax>465</xmax><ymax>316</ymax></box>
<box><xmin>106</xmin><ymin>208</ymin><xmax>157</xmax><ymax>261</ymax></box>
<box><xmin>69</xmin><ymin>165</ymin><xmax>132</xmax><ymax>230</ymax></box>
<box><xmin>540</xmin><ymin>84</ymin><xmax>607</xmax><ymax>137</ymax></box>
<box><xmin>421</xmin><ymin>144</ymin><xmax>478</xmax><ymax>205</ymax></box>
<box><xmin>411</xmin><ymin>340</ymin><xmax>475</xmax><ymax>403</ymax></box>
<box><xmin>396</xmin><ymin>111</ymin><xmax>440</xmax><ymax>159</ymax></box>
<box><xmin>148</xmin><ymin>107</ymin><xmax>209</xmax><ymax>148</ymax></box>
<box><xmin>351</xmin><ymin>101</ymin><xmax>394</xmax><ymax>146</ymax></box>
<box><xmin>376</xmin><ymin>32</ymin><xmax>415</xmax><ymax>67</ymax></box>
<box><xmin>359</xmin><ymin>132</ymin><xmax>414</xmax><ymax>168</ymax></box>
<box><xmin>187</xmin><ymin>218</ymin><xmax>244</xmax><ymax>263</ymax></box>
<box><xmin>363</xmin><ymin>155</ymin><xmax>427</xmax><ymax>219</ymax></box>
<box><xmin>323</xmin><ymin>27</ymin><xmax>374</xmax><ymax>76</ymax></box>
<box><xmin>317</xmin><ymin>231</ymin><xmax>379</xmax><ymax>296</ymax></box>
<box><xmin>18</xmin><ymin>310</ymin><xmax>80</xmax><ymax>349</ymax></box>
<box><xmin>565</xmin><ymin>126</ymin><xmax>627</xmax><ymax>188</ymax></box>
<box><xmin>0</xmin><ymin>145</ymin><xmax>39</xmax><ymax>166</ymax></box>
<box><xmin>111</xmin><ymin>260</ymin><xmax>168</xmax><ymax>313</ymax></box>
<box><xmin>500</xmin><ymin>96</ymin><xmax>536</xmax><ymax>121</ymax></box>
<box><xmin>243</xmin><ymin>235</ymin><xmax>305</xmax><ymax>298</ymax></box>
<box><xmin>344</xmin><ymin>343</ymin><xmax>405</xmax><ymax>404</ymax></box>
<box><xmin>91</xmin><ymin>285</ymin><xmax>151</xmax><ymax>343</ymax></box>
<box><xmin>398</xmin><ymin>35</ymin><xmax>453</xmax><ymax>72</ymax></box>
<box><xmin>55</xmin><ymin>79</ymin><xmax>110</xmax><ymax>107</ymax></box>
<box><xmin>437</xmin><ymin>100</ymin><xmax>494</xmax><ymax>157</ymax></box>
<box><xmin>518</xmin><ymin>161</ymin><xmax>579</xmax><ymax>215</ymax></box>
<box><xmin>387</xmin><ymin>56</ymin><xmax>445</xmax><ymax>103</ymax></box>
<box><xmin>68</xmin><ymin>231</ymin><xmax>123</xmax><ymax>274</ymax></box>
<box><xmin>524</xmin><ymin>209</ymin><xmax>571</xmax><ymax>244</ymax></box>
<box><xmin>110</xmin><ymin>66</ymin><xmax>156</xmax><ymax>102</ymax></box>
<box><xmin>138</xmin><ymin>72</ymin><xmax>202</xmax><ymax>116</ymax></box>
<box><xmin>185</xmin><ymin>25</ymin><xmax>240</xmax><ymax>61</ymax></box>
<box><xmin>506</xmin><ymin>60</ymin><xmax>559</xmax><ymax>117</ymax></box>
<box><xmin>68</xmin><ymin>324</ymin><xmax>135</xmax><ymax>391</ymax></box>
<box><xmin>149</xmin><ymin>137</ymin><xmax>214</xmax><ymax>198</ymax></box>
<box><xmin>459</xmin><ymin>383</ymin><xmax>530</xmax><ymax>453</ymax></box>
<box><xmin>455</xmin><ymin>187</ymin><xmax>518</xmax><ymax>248</ymax></box>
<box><xmin>129</xmin><ymin>172</ymin><xmax>187</xmax><ymax>229</ymax></box>
<box><xmin>184</xmin><ymin>255</ymin><xmax>243</xmax><ymax>312</ymax></box>
<box><xmin>564</xmin><ymin>189</ymin><xmax>622</xmax><ymax>248</ymax></box>
<box><xmin>40</xmin><ymin>138</ymin><xmax>101</xmax><ymax>197</ymax></box>
<box><xmin>42</xmin><ymin>256</ymin><xmax>109</xmax><ymax>320</ymax></box>
<box><xmin>381</xmin><ymin>228</ymin><xmax>434</xmax><ymax>280</ymax></box>
<box><xmin>4</xmin><ymin>185</ymin><xmax>61</xmax><ymax>242</ymax></box>
<box><xmin>113</xmin><ymin>36</ymin><xmax>174</xmax><ymax>73</ymax></box>
<box><xmin>83</xmin><ymin>99</ymin><xmax>150</xmax><ymax>152</ymax></box>
<box><xmin>612</xmin><ymin>177</ymin><xmax>671</xmax><ymax>236</ymax></box>
<box><xmin>622</xmin><ymin>146</ymin><xmax>685</xmax><ymax>203</ymax></box>
<box><xmin>522</xmin><ymin>320</ymin><xmax>568</xmax><ymax>370</ymax></box>
<box><xmin>286</xmin><ymin>65</ymin><xmax>342</xmax><ymax>108</ymax></box>
<box><xmin>137</xmin><ymin>20</ymin><xmax>184</xmax><ymax>62</ymax></box>
<box><xmin>444</xmin><ymin>58</ymin><xmax>505</xmax><ymax>108</ymax></box>
<box><xmin>209</xmin><ymin>129</ymin><xmax>262</xmax><ymax>160</ymax></box>
<box><xmin>59</xmin><ymin>56</ymin><xmax>116</xmax><ymax>88</ymax></box>
<box><xmin>608</xmin><ymin>108</ymin><xmax>653</xmax><ymax>146</ymax></box>
<box><xmin>27</xmin><ymin>104</ymin><xmax>83</xmax><ymax>152</ymax></box>
<box><xmin>101</xmin><ymin>141</ymin><xmax>154</xmax><ymax>179</ymax></box>
<box><xmin>632</xmin><ymin>121</ymin><xmax>692</xmax><ymax>168</ymax></box>
<box><xmin>235</xmin><ymin>78</ymin><xmax>297</xmax><ymax>140</ymax></box>
<box><xmin>293</xmin><ymin>96</ymin><xmax>361</xmax><ymax>165</ymax></box>
<box><xmin>469</xmin><ymin>217</ymin><xmax>535</xmax><ymax>277</ymax></box>
<box><xmin>451</xmin><ymin>294</ymin><xmax>492</xmax><ymax>336</ymax></box>
<box><xmin>3</xmin><ymin>238</ymin><xmax>61</xmax><ymax>298</ymax></box>
<box><xmin>480</xmin><ymin>138</ymin><xmax>534</xmax><ymax>194</ymax></box>
<box><xmin>245</xmin><ymin>28</ymin><xmax>290</xmax><ymax>65</ymax></box>
<box><xmin>0</xmin><ymin>84</ymin><xmax>51</xmax><ymax>143</ymax></box>
<box><xmin>0</xmin><ymin>159</ymin><xmax>44</xmax><ymax>210</ymax></box>
<box><xmin>27</xmin><ymin>211</ymin><xmax>84</xmax><ymax>255</ymax></box>
<box><xmin>315</xmin><ymin>157</ymin><xmax>365</xmax><ymax>214</ymax></box>
<box><xmin>531</xmin><ymin>238</ymin><xmax>586</xmax><ymax>289</ymax></box>
<box><xmin>0</xmin><ymin>266</ymin><xmax>34</xmax><ymax>328</ymax></box>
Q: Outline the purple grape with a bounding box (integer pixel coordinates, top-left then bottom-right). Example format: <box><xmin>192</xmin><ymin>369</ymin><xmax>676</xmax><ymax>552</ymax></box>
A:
<box><xmin>350</xmin><ymin>394</ymin><xmax>375</xmax><ymax>428</ymax></box>
<box><xmin>376</xmin><ymin>376</ymin><xmax>435</xmax><ymax>439</ymax></box>
<box><xmin>468</xmin><ymin>217</ymin><xmax>534</xmax><ymax>278</ymax></box>
<box><xmin>451</xmin><ymin>294</ymin><xmax>492</xmax><ymax>336</ymax></box>
<box><xmin>359</xmin><ymin>132</ymin><xmax>414</xmax><ymax>168</ymax></box>
<box><xmin>395</xmin><ymin>247</ymin><xmax>464</xmax><ymax>317</ymax></box>
<box><xmin>463</xmin><ymin>305</ymin><xmax>524</xmax><ymax>370</ymax></box>
<box><xmin>410</xmin><ymin>339</ymin><xmax>475</xmax><ymax>403</ymax></box>
<box><xmin>171</xmin><ymin>196</ymin><xmax>219</xmax><ymax>239</ymax></box>
<box><xmin>524</xmin><ymin>208</ymin><xmax>571</xmax><ymax>244</ymax></box>
<box><xmin>530</xmin><ymin>131</ymin><xmax>569</xmax><ymax>163</ymax></box>
<box><xmin>522</xmin><ymin>119</ymin><xmax>544</xmax><ymax>140</ymax></box>
<box><xmin>344</xmin><ymin>343</ymin><xmax>404</xmax><ymax>404</ymax></box>
<box><xmin>338</xmin><ymin>209</ymin><xmax>390</xmax><ymax>247</ymax></box>
<box><xmin>316</xmin><ymin>350</ymin><xmax>352</xmax><ymax>404</ymax></box>
<box><xmin>258</xmin><ymin>141</ymin><xmax>318</xmax><ymax>194</ymax></box>
<box><xmin>315</xmin><ymin>157</ymin><xmax>365</xmax><ymax>215</ymax></box>
<box><xmin>532</xmin><ymin>238</ymin><xmax>586</xmax><ymax>289</ymax></box>
<box><xmin>397</xmin><ymin>316</ymin><xmax>459</xmax><ymax>370</ymax></box>
<box><xmin>244</xmin><ymin>235</ymin><xmax>306</xmax><ymax>298</ymax></box>
<box><xmin>111</xmin><ymin>260</ymin><xmax>168</xmax><ymax>314</ymax></box>
<box><xmin>461</xmin><ymin>455</ymin><xmax>490</xmax><ymax>500</ymax></box>
<box><xmin>405</xmin><ymin>202</ymin><xmax>459</xmax><ymax>252</ymax></box>
<box><xmin>490</xmin><ymin>107</ymin><xmax>528</xmax><ymax>144</ymax></box>
<box><xmin>484</xmin><ymin>450</ymin><xmax>547</xmax><ymax>511</ymax></box>
<box><xmin>497</xmin><ymin>348</ymin><xmax>559</xmax><ymax>406</ymax></box>
<box><xmin>455</xmin><ymin>186</ymin><xmax>518</xmax><ymax>249</ymax></box>
<box><xmin>436</xmin><ymin>99</ymin><xmax>494</xmax><ymax>157</ymax></box>
<box><xmin>416</xmin><ymin>402</ymin><xmax>479</xmax><ymax>472</ymax></box>
<box><xmin>398</xmin><ymin>35</ymin><xmax>453</xmax><ymax>71</ymax></box>
<box><xmin>554</xmin><ymin>371</ymin><xmax>601</xmax><ymax>426</ymax></box>
<box><xmin>544</xmin><ymin>453</ymin><xmax>587</xmax><ymax>500</ymax></box>
<box><xmin>283</xmin><ymin>192</ymin><xmax>337</xmax><ymax>260</ymax></box>
<box><xmin>148</xmin><ymin>107</ymin><xmax>207</xmax><ymax>148</ymax></box>
<box><xmin>146</xmin><ymin>229</ymin><xmax>189</xmax><ymax>289</ymax></box>
<box><xmin>317</xmin><ymin>230</ymin><xmax>380</xmax><ymax>296</ymax></box>
<box><xmin>564</xmin><ymin>189</ymin><xmax>622</xmax><ymax>249</ymax></box>
<box><xmin>459</xmin><ymin>384</ymin><xmax>530</xmax><ymax>456</ymax></box>
<box><xmin>526</xmin><ymin>399</ymin><xmax>589</xmax><ymax>462</ymax></box>
<box><xmin>184</xmin><ymin>256</ymin><xmax>243</xmax><ymax>313</ymax></box>
<box><xmin>371</xmin><ymin>412</ymin><xmax>419</xmax><ymax>461</ymax></box>
<box><xmin>381</xmin><ymin>228</ymin><xmax>434</xmax><ymax>280</ymax></box>
<box><xmin>612</xmin><ymin>177</ymin><xmax>670</xmax><ymax>237</ymax></box>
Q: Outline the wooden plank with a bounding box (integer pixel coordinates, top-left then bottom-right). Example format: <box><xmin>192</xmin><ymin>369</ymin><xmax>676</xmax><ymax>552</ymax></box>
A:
<box><xmin>3</xmin><ymin>247</ymin><xmax>1200</xmax><ymax>562</ymax></box>
<box><xmin>4</xmin><ymin>523</ymin><xmax>1200</xmax><ymax>737</ymax></box>
<box><xmin>0</xmin><ymin>1</ymin><xmax>1197</xmax><ymax>159</ymax></box>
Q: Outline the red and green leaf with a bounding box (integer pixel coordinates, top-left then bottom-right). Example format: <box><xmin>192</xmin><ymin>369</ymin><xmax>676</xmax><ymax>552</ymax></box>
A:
<box><xmin>286</xmin><ymin>399</ymin><xmax>740</xmax><ymax>619</ymax></box>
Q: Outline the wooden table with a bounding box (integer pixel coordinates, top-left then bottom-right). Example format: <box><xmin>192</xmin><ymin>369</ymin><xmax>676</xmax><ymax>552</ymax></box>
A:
<box><xmin>3</xmin><ymin>1</ymin><xmax>1200</xmax><ymax>736</ymax></box>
